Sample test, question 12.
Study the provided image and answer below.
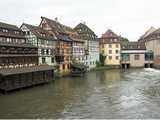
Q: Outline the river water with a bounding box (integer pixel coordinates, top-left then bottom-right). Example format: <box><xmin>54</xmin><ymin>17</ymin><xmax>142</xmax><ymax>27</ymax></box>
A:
<box><xmin>0</xmin><ymin>68</ymin><xmax>160</xmax><ymax>119</ymax></box>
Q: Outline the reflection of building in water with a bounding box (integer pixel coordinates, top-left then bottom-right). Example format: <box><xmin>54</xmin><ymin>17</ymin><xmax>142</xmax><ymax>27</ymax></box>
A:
<box><xmin>99</xmin><ymin>70</ymin><xmax>121</xmax><ymax>84</ymax></box>
<box><xmin>104</xmin><ymin>70</ymin><xmax>121</xmax><ymax>81</ymax></box>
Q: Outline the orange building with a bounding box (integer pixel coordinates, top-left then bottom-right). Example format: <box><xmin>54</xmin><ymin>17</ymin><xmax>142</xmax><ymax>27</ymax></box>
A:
<box><xmin>39</xmin><ymin>17</ymin><xmax>72</xmax><ymax>73</ymax></box>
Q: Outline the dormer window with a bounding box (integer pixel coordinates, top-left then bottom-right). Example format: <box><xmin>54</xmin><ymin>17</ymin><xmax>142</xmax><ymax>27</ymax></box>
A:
<box><xmin>15</xmin><ymin>31</ymin><xmax>20</xmax><ymax>34</ymax></box>
<box><xmin>40</xmin><ymin>33</ymin><xmax>46</xmax><ymax>37</ymax></box>
<box><xmin>26</xmin><ymin>31</ymin><xmax>30</xmax><ymax>35</ymax></box>
<box><xmin>42</xmin><ymin>23</ymin><xmax>47</xmax><ymax>28</ymax></box>
<box><xmin>2</xmin><ymin>29</ymin><xmax>8</xmax><ymax>32</ymax></box>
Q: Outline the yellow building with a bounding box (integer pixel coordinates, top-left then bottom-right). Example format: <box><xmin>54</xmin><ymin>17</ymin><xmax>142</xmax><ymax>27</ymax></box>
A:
<box><xmin>100</xmin><ymin>29</ymin><xmax>121</xmax><ymax>66</ymax></box>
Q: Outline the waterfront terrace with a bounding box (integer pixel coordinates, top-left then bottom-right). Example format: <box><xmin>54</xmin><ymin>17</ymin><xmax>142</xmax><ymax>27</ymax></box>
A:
<box><xmin>0</xmin><ymin>21</ymin><xmax>55</xmax><ymax>92</ymax></box>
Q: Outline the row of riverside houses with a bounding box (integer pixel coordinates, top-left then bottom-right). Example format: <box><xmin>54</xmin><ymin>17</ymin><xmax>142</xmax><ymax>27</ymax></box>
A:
<box><xmin>1</xmin><ymin>17</ymin><xmax>160</xmax><ymax>92</ymax></box>
<box><xmin>21</xmin><ymin>17</ymin><xmax>99</xmax><ymax>73</ymax></box>
<box><xmin>0</xmin><ymin>18</ymin><xmax>158</xmax><ymax>73</ymax></box>
<box><xmin>39</xmin><ymin>17</ymin><xmax>99</xmax><ymax>72</ymax></box>
<box><xmin>0</xmin><ymin>17</ymin><xmax>99</xmax><ymax>92</ymax></box>
<box><xmin>0</xmin><ymin>17</ymin><xmax>159</xmax><ymax>73</ymax></box>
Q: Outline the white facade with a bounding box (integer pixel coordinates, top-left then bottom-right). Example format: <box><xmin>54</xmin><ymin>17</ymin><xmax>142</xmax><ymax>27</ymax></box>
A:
<box><xmin>72</xmin><ymin>41</ymin><xmax>86</xmax><ymax>64</ymax></box>
<box><xmin>85</xmin><ymin>40</ymin><xmax>99</xmax><ymax>69</ymax></box>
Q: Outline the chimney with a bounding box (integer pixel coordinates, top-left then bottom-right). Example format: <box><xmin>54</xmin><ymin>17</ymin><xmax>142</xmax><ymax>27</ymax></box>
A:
<box><xmin>55</xmin><ymin>17</ymin><xmax>58</xmax><ymax>22</ymax></box>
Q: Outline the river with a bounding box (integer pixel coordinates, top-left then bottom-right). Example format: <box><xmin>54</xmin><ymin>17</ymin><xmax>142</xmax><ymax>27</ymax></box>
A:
<box><xmin>0</xmin><ymin>68</ymin><xmax>160</xmax><ymax>119</ymax></box>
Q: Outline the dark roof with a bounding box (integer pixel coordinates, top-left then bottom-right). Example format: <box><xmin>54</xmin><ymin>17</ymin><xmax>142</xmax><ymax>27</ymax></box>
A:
<box><xmin>99</xmin><ymin>29</ymin><xmax>121</xmax><ymax>44</ymax></box>
<box><xmin>61</xmin><ymin>24</ymin><xmax>76</xmax><ymax>33</ymax></box>
<box><xmin>0</xmin><ymin>22</ymin><xmax>25</xmax><ymax>39</ymax></box>
<box><xmin>74</xmin><ymin>23</ymin><xmax>97</xmax><ymax>41</ymax></box>
<box><xmin>56</xmin><ymin>33</ymin><xmax>72</xmax><ymax>42</ymax></box>
<box><xmin>0</xmin><ymin>65</ymin><xmax>54</xmax><ymax>76</ymax></box>
<box><xmin>122</xmin><ymin>42</ymin><xmax>146</xmax><ymax>50</ymax></box>
<box><xmin>41</xmin><ymin>17</ymin><xmax>66</xmax><ymax>33</ymax></box>
<box><xmin>139</xmin><ymin>27</ymin><xmax>156</xmax><ymax>40</ymax></box>
<box><xmin>149</xmin><ymin>28</ymin><xmax>160</xmax><ymax>35</ymax></box>
<box><xmin>140</xmin><ymin>28</ymin><xmax>160</xmax><ymax>42</ymax></box>
<box><xmin>0</xmin><ymin>21</ymin><xmax>21</xmax><ymax>31</ymax></box>
<box><xmin>41</xmin><ymin>17</ymin><xmax>72</xmax><ymax>42</ymax></box>
<box><xmin>101</xmin><ymin>29</ymin><xmax>119</xmax><ymax>38</ymax></box>
<box><xmin>22</xmin><ymin>23</ymin><xmax>57</xmax><ymax>41</ymax></box>
<box><xmin>99</xmin><ymin>38</ymin><xmax>121</xmax><ymax>44</ymax></box>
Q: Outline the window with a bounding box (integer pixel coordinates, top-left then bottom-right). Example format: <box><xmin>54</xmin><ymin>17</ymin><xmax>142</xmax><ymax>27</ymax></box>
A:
<box><xmin>68</xmin><ymin>64</ymin><xmax>70</xmax><ymax>69</ymax></box>
<box><xmin>42</xmin><ymin>23</ymin><xmax>47</xmax><ymax>28</ymax></box>
<box><xmin>26</xmin><ymin>31</ymin><xmax>30</xmax><ymax>35</ymax></box>
<box><xmin>42</xmin><ymin>57</ymin><xmax>46</xmax><ymax>64</ymax></box>
<box><xmin>145</xmin><ymin>52</ymin><xmax>153</xmax><ymax>61</ymax></box>
<box><xmin>46</xmin><ymin>49</ymin><xmax>49</xmax><ymax>55</ymax></box>
<box><xmin>41</xmin><ymin>49</ymin><xmax>45</xmax><ymax>55</ymax></box>
<box><xmin>134</xmin><ymin>54</ymin><xmax>140</xmax><ymax>60</ymax></box>
<box><xmin>121</xmin><ymin>53</ymin><xmax>130</xmax><ymax>61</ymax></box>
<box><xmin>116</xmin><ymin>56</ymin><xmax>119</xmax><ymax>60</ymax></box>
<box><xmin>109</xmin><ymin>44</ymin><xmax>112</xmax><ymax>48</ymax></box>
<box><xmin>86</xmin><ymin>56</ymin><xmax>88</xmax><ymax>60</ymax></box>
<box><xmin>51</xmin><ymin>57</ymin><xmax>54</xmax><ymax>63</ymax></box>
<box><xmin>109</xmin><ymin>50</ymin><xmax>112</xmax><ymax>54</ymax></box>
<box><xmin>63</xmin><ymin>64</ymin><xmax>65</xmax><ymax>70</ymax></box>
<box><xmin>116</xmin><ymin>44</ymin><xmax>119</xmax><ymax>48</ymax></box>
<box><xmin>2</xmin><ymin>29</ymin><xmax>8</xmax><ymax>32</ymax></box>
<box><xmin>109</xmin><ymin>56</ymin><xmax>112</xmax><ymax>60</ymax></box>
<box><xmin>115</xmin><ymin>50</ymin><xmax>119</xmax><ymax>54</ymax></box>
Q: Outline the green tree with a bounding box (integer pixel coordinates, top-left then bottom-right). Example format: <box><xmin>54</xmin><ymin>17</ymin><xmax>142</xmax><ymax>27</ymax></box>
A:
<box><xmin>120</xmin><ymin>37</ymin><xmax>129</xmax><ymax>46</ymax></box>
<box><xmin>99</xmin><ymin>53</ymin><xmax>106</xmax><ymax>66</ymax></box>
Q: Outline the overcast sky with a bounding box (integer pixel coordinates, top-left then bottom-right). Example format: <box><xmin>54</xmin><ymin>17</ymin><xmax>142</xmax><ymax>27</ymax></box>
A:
<box><xmin>0</xmin><ymin>0</ymin><xmax>160</xmax><ymax>40</ymax></box>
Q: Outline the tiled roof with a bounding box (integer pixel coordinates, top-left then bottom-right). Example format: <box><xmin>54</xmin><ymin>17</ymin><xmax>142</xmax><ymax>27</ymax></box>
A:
<box><xmin>139</xmin><ymin>27</ymin><xmax>156</xmax><ymax>41</ymax></box>
<box><xmin>41</xmin><ymin>17</ymin><xmax>72</xmax><ymax>42</ymax></box>
<box><xmin>0</xmin><ymin>21</ymin><xmax>21</xmax><ymax>31</ymax></box>
<box><xmin>60</xmin><ymin>23</ymin><xmax>84</xmax><ymax>42</ymax></box>
<box><xmin>122</xmin><ymin>42</ymin><xmax>146</xmax><ymax>50</ymax></box>
<box><xmin>101</xmin><ymin>29</ymin><xmax>118</xmax><ymax>38</ymax></box>
<box><xmin>149</xmin><ymin>28</ymin><xmax>160</xmax><ymax>35</ymax></box>
<box><xmin>0</xmin><ymin>21</ymin><xmax>25</xmax><ymax>38</ymax></box>
<box><xmin>74</xmin><ymin>23</ymin><xmax>97</xmax><ymax>41</ymax></box>
<box><xmin>22</xmin><ymin>23</ymin><xmax>57</xmax><ymax>41</ymax></box>
<box><xmin>99</xmin><ymin>29</ymin><xmax>121</xmax><ymax>44</ymax></box>
<box><xmin>41</xmin><ymin>17</ymin><xmax>66</xmax><ymax>33</ymax></box>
